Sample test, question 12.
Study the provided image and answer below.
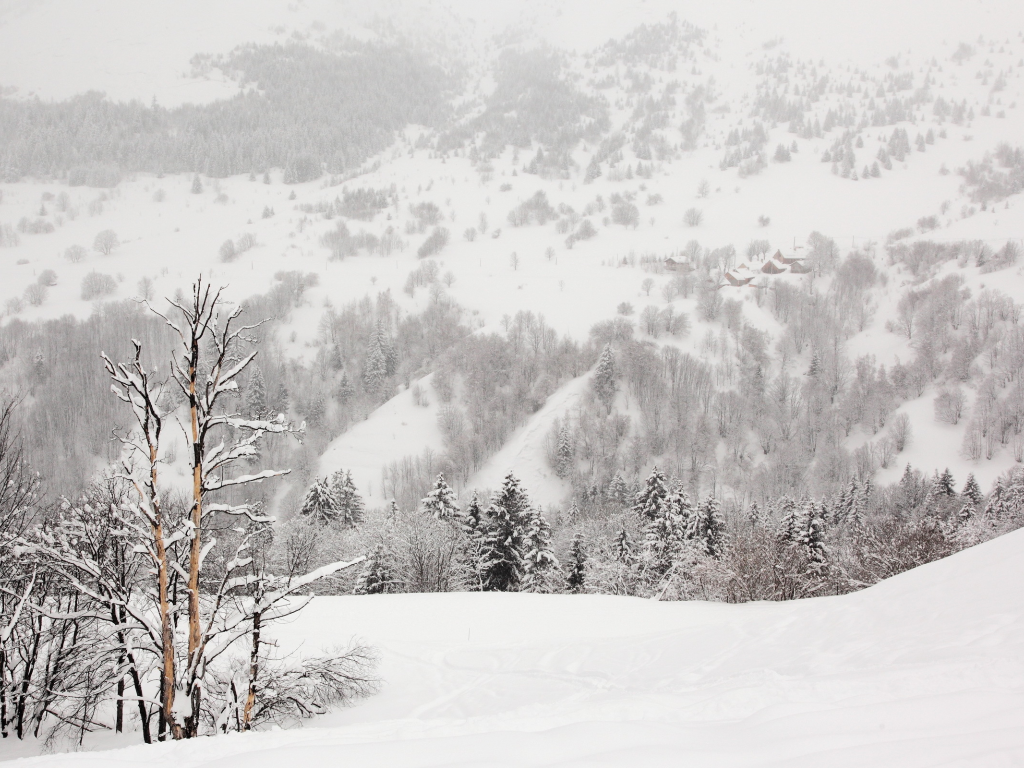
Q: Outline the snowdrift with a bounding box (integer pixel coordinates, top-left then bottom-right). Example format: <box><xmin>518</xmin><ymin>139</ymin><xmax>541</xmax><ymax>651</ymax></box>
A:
<box><xmin>10</xmin><ymin>527</ymin><xmax>1024</xmax><ymax>767</ymax></box>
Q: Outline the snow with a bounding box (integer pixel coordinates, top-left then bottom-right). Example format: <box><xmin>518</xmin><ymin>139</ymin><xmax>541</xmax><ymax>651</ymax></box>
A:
<box><xmin>9</xmin><ymin>525</ymin><xmax>1024</xmax><ymax>767</ymax></box>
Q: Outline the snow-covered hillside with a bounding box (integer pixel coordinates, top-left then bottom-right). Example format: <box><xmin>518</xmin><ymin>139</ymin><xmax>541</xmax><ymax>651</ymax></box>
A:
<box><xmin>9</xmin><ymin>524</ymin><xmax>1024</xmax><ymax>767</ymax></box>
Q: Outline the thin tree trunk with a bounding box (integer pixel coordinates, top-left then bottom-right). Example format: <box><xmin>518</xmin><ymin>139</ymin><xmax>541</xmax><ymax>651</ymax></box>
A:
<box><xmin>185</xmin><ymin>354</ymin><xmax>203</xmax><ymax>739</ymax></box>
<box><xmin>241</xmin><ymin>609</ymin><xmax>261</xmax><ymax>730</ymax></box>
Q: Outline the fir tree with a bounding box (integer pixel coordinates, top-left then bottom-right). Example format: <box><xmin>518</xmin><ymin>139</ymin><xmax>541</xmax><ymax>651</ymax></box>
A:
<box><xmin>354</xmin><ymin>544</ymin><xmax>394</xmax><ymax>594</ymax></box>
<box><xmin>614</xmin><ymin>527</ymin><xmax>634</xmax><ymax>564</ymax></box>
<box><xmin>420</xmin><ymin>472</ymin><xmax>459</xmax><ymax>519</ymax></box>
<box><xmin>566</xmin><ymin>533</ymin><xmax>587</xmax><ymax>592</ymax></box>
<box><xmin>585</xmin><ymin>156</ymin><xmax>602</xmax><ymax>183</ymax></box>
<box><xmin>961</xmin><ymin>473</ymin><xmax>983</xmax><ymax>506</ymax></box>
<box><xmin>554</xmin><ymin>424</ymin><xmax>574</xmax><ymax>478</ymax></box>
<box><xmin>191</xmin><ymin>174</ymin><xmax>203</xmax><ymax>194</ymax></box>
<box><xmin>776</xmin><ymin>497</ymin><xmax>799</xmax><ymax>542</ymax></box>
<box><xmin>606</xmin><ymin>473</ymin><xmax>630</xmax><ymax>506</ymax></box>
<box><xmin>747</xmin><ymin>500</ymin><xmax>762</xmax><ymax>527</ymax></box>
<box><xmin>336</xmin><ymin>371</ymin><xmax>354</xmax><ymax>403</ymax></box>
<box><xmin>565</xmin><ymin>499</ymin><xmax>581</xmax><ymax>525</ymax></box>
<box><xmin>363</xmin><ymin>331</ymin><xmax>388</xmax><ymax>396</ymax></box>
<box><xmin>793</xmin><ymin>498</ymin><xmax>826</xmax><ymax>562</ymax></box>
<box><xmin>522</xmin><ymin>506</ymin><xmax>558</xmax><ymax>592</ymax></box>
<box><xmin>300</xmin><ymin>477</ymin><xmax>339</xmax><ymax>525</ymax></box>
<box><xmin>246</xmin><ymin>365</ymin><xmax>268</xmax><ymax>420</ymax></box>
<box><xmin>330</xmin><ymin>469</ymin><xmax>365</xmax><ymax>525</ymax></box>
<box><xmin>633</xmin><ymin>466</ymin><xmax>669</xmax><ymax>521</ymax></box>
<box><xmin>687</xmin><ymin>495</ymin><xmax>726</xmax><ymax>558</ymax></box>
<box><xmin>494</xmin><ymin>472</ymin><xmax>531</xmax><ymax>523</ymax></box>
<box><xmin>939</xmin><ymin>468</ymin><xmax>958</xmax><ymax>497</ymax></box>
<box><xmin>479</xmin><ymin>502</ymin><xmax>525</xmax><ymax>591</ymax></box>
<box><xmin>592</xmin><ymin>344</ymin><xmax>616</xmax><ymax>408</ymax></box>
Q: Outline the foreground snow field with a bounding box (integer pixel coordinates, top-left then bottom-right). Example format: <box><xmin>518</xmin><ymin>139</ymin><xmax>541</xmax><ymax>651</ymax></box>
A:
<box><xmin>9</xmin><ymin>527</ymin><xmax>1024</xmax><ymax>767</ymax></box>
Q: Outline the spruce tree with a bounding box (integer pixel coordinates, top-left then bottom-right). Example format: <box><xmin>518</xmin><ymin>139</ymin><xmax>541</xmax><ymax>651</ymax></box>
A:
<box><xmin>479</xmin><ymin>502</ymin><xmax>525</xmax><ymax>591</ymax></box>
<box><xmin>330</xmin><ymin>469</ymin><xmax>365</xmax><ymax>525</ymax></box>
<box><xmin>614</xmin><ymin>527</ymin><xmax>634</xmax><ymax>564</ymax></box>
<box><xmin>607</xmin><ymin>473</ymin><xmax>630</xmax><ymax>506</ymax></box>
<box><xmin>555</xmin><ymin>424</ymin><xmax>574</xmax><ymax>478</ymax></box>
<box><xmin>961</xmin><ymin>473</ymin><xmax>983</xmax><ymax>505</ymax></box>
<box><xmin>793</xmin><ymin>498</ymin><xmax>826</xmax><ymax>563</ymax></box>
<box><xmin>566</xmin><ymin>533</ymin><xmax>587</xmax><ymax>592</ymax></box>
<box><xmin>363</xmin><ymin>332</ymin><xmax>388</xmax><ymax>396</ymax></box>
<box><xmin>420</xmin><ymin>472</ymin><xmax>459</xmax><ymax>519</ymax></box>
<box><xmin>355</xmin><ymin>544</ymin><xmax>394</xmax><ymax>594</ymax></box>
<box><xmin>246</xmin><ymin>365</ymin><xmax>268</xmax><ymax>420</ymax></box>
<box><xmin>776</xmin><ymin>497</ymin><xmax>799</xmax><ymax>542</ymax></box>
<box><xmin>633</xmin><ymin>466</ymin><xmax>669</xmax><ymax>521</ymax></box>
<box><xmin>592</xmin><ymin>344</ymin><xmax>617</xmax><ymax>408</ymax></box>
<box><xmin>300</xmin><ymin>478</ymin><xmax>339</xmax><ymax>525</ymax></box>
<box><xmin>494</xmin><ymin>472</ymin><xmax>531</xmax><ymax>523</ymax></box>
<box><xmin>522</xmin><ymin>506</ymin><xmax>558</xmax><ymax>592</ymax></box>
<box><xmin>687</xmin><ymin>495</ymin><xmax>726</xmax><ymax>558</ymax></box>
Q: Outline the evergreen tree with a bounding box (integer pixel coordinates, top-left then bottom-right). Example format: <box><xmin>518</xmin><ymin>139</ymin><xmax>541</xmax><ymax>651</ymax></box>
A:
<box><xmin>522</xmin><ymin>506</ymin><xmax>558</xmax><ymax>592</ymax></box>
<box><xmin>300</xmin><ymin>477</ymin><xmax>339</xmax><ymax>525</ymax></box>
<box><xmin>793</xmin><ymin>498</ymin><xmax>826</xmax><ymax>563</ymax></box>
<box><xmin>747</xmin><ymin>500</ymin><xmax>762</xmax><ymax>527</ymax></box>
<box><xmin>585</xmin><ymin>156</ymin><xmax>602</xmax><ymax>183</ymax></box>
<box><xmin>687</xmin><ymin>495</ymin><xmax>726</xmax><ymax>558</ymax></box>
<box><xmin>420</xmin><ymin>472</ymin><xmax>459</xmax><ymax>519</ymax></box>
<box><xmin>566</xmin><ymin>533</ymin><xmax>587</xmax><ymax>592</ymax></box>
<box><xmin>479</xmin><ymin>502</ymin><xmax>525</xmax><ymax>591</ymax></box>
<box><xmin>776</xmin><ymin>497</ymin><xmax>799</xmax><ymax>542</ymax></box>
<box><xmin>246</xmin><ymin>365</ymin><xmax>268</xmax><ymax>420</ymax></box>
<box><xmin>961</xmin><ymin>473</ymin><xmax>983</xmax><ymax>505</ymax></box>
<box><xmin>565</xmin><ymin>499</ymin><xmax>581</xmax><ymax>525</ymax></box>
<box><xmin>363</xmin><ymin>331</ymin><xmax>388</xmax><ymax>396</ymax></box>
<box><xmin>191</xmin><ymin>175</ymin><xmax>203</xmax><ymax>194</ymax></box>
<box><xmin>592</xmin><ymin>344</ymin><xmax>616</xmax><ymax>408</ymax></box>
<box><xmin>459</xmin><ymin>491</ymin><xmax>485</xmax><ymax>538</ymax></box>
<box><xmin>330</xmin><ymin>469</ymin><xmax>365</xmax><ymax>525</ymax></box>
<box><xmin>606</xmin><ymin>473</ymin><xmax>630</xmax><ymax>506</ymax></box>
<box><xmin>614</xmin><ymin>527</ymin><xmax>634</xmax><ymax>564</ymax></box>
<box><xmin>354</xmin><ymin>544</ymin><xmax>394</xmax><ymax>594</ymax></box>
<box><xmin>494</xmin><ymin>472</ymin><xmax>531</xmax><ymax>523</ymax></box>
<box><xmin>555</xmin><ymin>424</ymin><xmax>574</xmax><ymax>478</ymax></box>
<box><xmin>633</xmin><ymin>466</ymin><xmax>669</xmax><ymax>521</ymax></box>
<box><xmin>336</xmin><ymin>371</ymin><xmax>354</xmax><ymax>403</ymax></box>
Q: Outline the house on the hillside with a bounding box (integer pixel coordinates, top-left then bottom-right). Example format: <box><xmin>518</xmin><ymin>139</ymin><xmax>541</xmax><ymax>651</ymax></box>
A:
<box><xmin>789</xmin><ymin>260</ymin><xmax>812</xmax><ymax>274</ymax></box>
<box><xmin>724</xmin><ymin>271</ymin><xmax>754</xmax><ymax>287</ymax></box>
<box><xmin>665</xmin><ymin>257</ymin><xmax>694</xmax><ymax>272</ymax></box>
<box><xmin>761</xmin><ymin>260</ymin><xmax>787</xmax><ymax>274</ymax></box>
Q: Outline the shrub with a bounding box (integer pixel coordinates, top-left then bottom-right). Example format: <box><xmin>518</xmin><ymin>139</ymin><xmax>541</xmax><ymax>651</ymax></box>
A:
<box><xmin>81</xmin><ymin>271</ymin><xmax>117</xmax><ymax>300</ymax></box>
<box><xmin>37</xmin><ymin>269</ymin><xmax>57</xmax><ymax>286</ymax></box>
<box><xmin>64</xmin><ymin>244</ymin><xmax>87</xmax><ymax>263</ymax></box>
<box><xmin>24</xmin><ymin>283</ymin><xmax>47</xmax><ymax>306</ymax></box>
<box><xmin>219</xmin><ymin>239</ymin><xmax>237</xmax><ymax>262</ymax></box>
<box><xmin>684</xmin><ymin>207</ymin><xmax>703</xmax><ymax>227</ymax></box>
<box><xmin>611</xmin><ymin>201</ymin><xmax>640</xmax><ymax>228</ymax></box>
<box><xmin>93</xmin><ymin>230</ymin><xmax>119</xmax><ymax>255</ymax></box>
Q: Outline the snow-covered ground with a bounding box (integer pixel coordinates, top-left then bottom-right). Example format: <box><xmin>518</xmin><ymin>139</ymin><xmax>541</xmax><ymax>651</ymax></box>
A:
<box><xmin>8</xmin><ymin>525</ymin><xmax>1024</xmax><ymax>767</ymax></box>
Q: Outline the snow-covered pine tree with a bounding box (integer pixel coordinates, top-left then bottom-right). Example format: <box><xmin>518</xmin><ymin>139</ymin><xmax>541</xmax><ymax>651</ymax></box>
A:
<box><xmin>566</xmin><ymin>533</ymin><xmax>587</xmax><ymax>593</ymax></box>
<box><xmin>521</xmin><ymin>506</ymin><xmax>558</xmax><ymax>592</ymax></box>
<box><xmin>479</xmin><ymin>502</ymin><xmax>525</xmax><ymax>591</ymax></box>
<box><xmin>961</xmin><ymin>473</ymin><xmax>983</xmax><ymax>506</ymax></box>
<box><xmin>354</xmin><ymin>544</ymin><xmax>394</xmax><ymax>594</ymax></box>
<box><xmin>494</xmin><ymin>472</ymin><xmax>531</xmax><ymax>523</ymax></box>
<box><xmin>776</xmin><ymin>496</ymin><xmax>799</xmax><ymax>542</ymax></box>
<box><xmin>330</xmin><ymin>470</ymin><xmax>365</xmax><ymax>525</ymax></box>
<box><xmin>336</xmin><ymin>371</ymin><xmax>354</xmax><ymax>403</ymax></box>
<box><xmin>592</xmin><ymin>344</ymin><xmax>616</xmax><ymax>408</ymax></box>
<box><xmin>420</xmin><ymin>472</ymin><xmax>459</xmax><ymax>519</ymax></box>
<box><xmin>565</xmin><ymin>499</ymin><xmax>580</xmax><ymax>525</ymax></box>
<box><xmin>363</xmin><ymin>326</ymin><xmax>388</xmax><ymax>396</ymax></box>
<box><xmin>554</xmin><ymin>423</ymin><xmax>574</xmax><ymax>478</ymax></box>
<box><xmin>614</xmin><ymin>526</ymin><xmax>634</xmax><ymax>564</ymax></box>
<box><xmin>246</xmin><ymin>365</ymin><xmax>268</xmax><ymax>420</ymax></box>
<box><xmin>687</xmin><ymin>495</ymin><xmax>726</xmax><ymax>558</ymax></box>
<box><xmin>300</xmin><ymin>477</ymin><xmax>340</xmax><ymax>525</ymax></box>
<box><xmin>633</xmin><ymin>466</ymin><xmax>669</xmax><ymax>521</ymax></box>
<box><xmin>793</xmin><ymin>498</ymin><xmax>826</xmax><ymax>563</ymax></box>
<box><xmin>747</xmin><ymin>500</ymin><xmax>762</xmax><ymax>527</ymax></box>
<box><xmin>606</xmin><ymin>473</ymin><xmax>630</xmax><ymax>506</ymax></box>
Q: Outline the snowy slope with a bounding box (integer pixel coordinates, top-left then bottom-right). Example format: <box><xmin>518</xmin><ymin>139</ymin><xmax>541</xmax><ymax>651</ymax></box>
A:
<box><xmin>10</xmin><ymin>527</ymin><xmax>1024</xmax><ymax>767</ymax></box>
